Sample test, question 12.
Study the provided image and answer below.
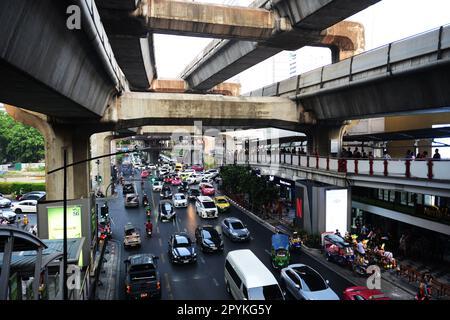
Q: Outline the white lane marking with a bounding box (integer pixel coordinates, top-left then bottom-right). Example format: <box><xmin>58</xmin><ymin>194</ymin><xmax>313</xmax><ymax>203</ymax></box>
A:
<box><xmin>199</xmin><ymin>256</ymin><xmax>206</xmax><ymax>264</ymax></box>
<box><xmin>212</xmin><ymin>278</ymin><xmax>220</xmax><ymax>287</ymax></box>
<box><xmin>156</xmin><ymin>226</ymin><xmax>160</xmax><ymax>233</ymax></box>
<box><xmin>265</xmin><ymin>249</ymin><xmax>271</xmax><ymax>256</ymax></box>
<box><xmin>158</xmin><ymin>238</ymin><xmax>162</xmax><ymax>247</ymax></box>
<box><xmin>164</xmin><ymin>273</ymin><xmax>171</xmax><ymax>291</ymax></box>
<box><xmin>160</xmin><ymin>254</ymin><xmax>166</xmax><ymax>264</ymax></box>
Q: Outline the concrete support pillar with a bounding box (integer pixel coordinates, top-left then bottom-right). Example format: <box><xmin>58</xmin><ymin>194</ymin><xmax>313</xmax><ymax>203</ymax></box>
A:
<box><xmin>6</xmin><ymin>106</ymin><xmax>91</xmax><ymax>201</ymax></box>
<box><xmin>90</xmin><ymin>132</ymin><xmax>114</xmax><ymax>194</ymax></box>
<box><xmin>307</xmin><ymin>124</ymin><xmax>347</xmax><ymax>157</ymax></box>
<box><xmin>0</xmin><ymin>235</ymin><xmax>14</xmax><ymax>300</ymax></box>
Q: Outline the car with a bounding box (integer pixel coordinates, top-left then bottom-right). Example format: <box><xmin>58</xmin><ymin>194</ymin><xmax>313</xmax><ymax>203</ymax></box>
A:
<box><xmin>195</xmin><ymin>196</ymin><xmax>218</xmax><ymax>219</ymax></box>
<box><xmin>124</xmin><ymin>254</ymin><xmax>161</xmax><ymax>300</ymax></box>
<box><xmin>179</xmin><ymin>171</ymin><xmax>194</xmax><ymax>181</ymax></box>
<box><xmin>175</xmin><ymin>163</ymin><xmax>183</xmax><ymax>172</ymax></box>
<box><xmin>0</xmin><ymin>210</ymin><xmax>16</xmax><ymax>222</ymax></box>
<box><xmin>168</xmin><ymin>233</ymin><xmax>197</xmax><ymax>264</ymax></box>
<box><xmin>98</xmin><ymin>216</ymin><xmax>112</xmax><ymax>240</ymax></box>
<box><xmin>200</xmin><ymin>183</ymin><xmax>215</xmax><ymax>196</ymax></box>
<box><xmin>0</xmin><ymin>196</ymin><xmax>12</xmax><ymax>208</ymax></box>
<box><xmin>280</xmin><ymin>264</ymin><xmax>339</xmax><ymax>300</ymax></box>
<box><xmin>186</xmin><ymin>173</ymin><xmax>203</xmax><ymax>185</ymax></box>
<box><xmin>123</xmin><ymin>223</ymin><xmax>142</xmax><ymax>249</ymax></box>
<box><xmin>195</xmin><ymin>225</ymin><xmax>224</xmax><ymax>253</ymax></box>
<box><xmin>187</xmin><ymin>188</ymin><xmax>201</xmax><ymax>200</ymax></box>
<box><xmin>172</xmin><ymin>193</ymin><xmax>188</xmax><ymax>208</ymax></box>
<box><xmin>152</xmin><ymin>181</ymin><xmax>163</xmax><ymax>192</ymax></box>
<box><xmin>342</xmin><ymin>286</ymin><xmax>390</xmax><ymax>300</ymax></box>
<box><xmin>19</xmin><ymin>191</ymin><xmax>46</xmax><ymax>202</ymax></box>
<box><xmin>204</xmin><ymin>169</ymin><xmax>219</xmax><ymax>179</ymax></box>
<box><xmin>140</xmin><ymin>170</ymin><xmax>150</xmax><ymax>179</ymax></box>
<box><xmin>11</xmin><ymin>200</ymin><xmax>37</xmax><ymax>214</ymax></box>
<box><xmin>159</xmin><ymin>200</ymin><xmax>176</xmax><ymax>221</ymax></box>
<box><xmin>160</xmin><ymin>185</ymin><xmax>173</xmax><ymax>199</ymax></box>
<box><xmin>214</xmin><ymin>196</ymin><xmax>230</xmax><ymax>212</ymax></box>
<box><xmin>221</xmin><ymin>217</ymin><xmax>250</xmax><ymax>242</ymax></box>
<box><xmin>125</xmin><ymin>193</ymin><xmax>139</xmax><ymax>208</ymax></box>
<box><xmin>148</xmin><ymin>164</ymin><xmax>157</xmax><ymax>170</ymax></box>
<box><xmin>177</xmin><ymin>181</ymin><xmax>189</xmax><ymax>193</ymax></box>
<box><xmin>200</xmin><ymin>177</ymin><xmax>214</xmax><ymax>185</ymax></box>
<box><xmin>191</xmin><ymin>165</ymin><xmax>204</xmax><ymax>172</ymax></box>
<box><xmin>171</xmin><ymin>177</ymin><xmax>182</xmax><ymax>186</ymax></box>
<box><xmin>123</xmin><ymin>183</ymin><xmax>135</xmax><ymax>195</ymax></box>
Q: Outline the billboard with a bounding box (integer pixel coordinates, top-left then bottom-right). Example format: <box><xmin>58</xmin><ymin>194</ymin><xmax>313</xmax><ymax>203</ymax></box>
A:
<box><xmin>325</xmin><ymin>189</ymin><xmax>348</xmax><ymax>234</ymax></box>
<box><xmin>47</xmin><ymin>206</ymin><xmax>82</xmax><ymax>239</ymax></box>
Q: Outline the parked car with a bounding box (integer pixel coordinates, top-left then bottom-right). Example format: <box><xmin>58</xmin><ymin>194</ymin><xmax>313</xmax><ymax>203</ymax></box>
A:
<box><xmin>0</xmin><ymin>196</ymin><xmax>12</xmax><ymax>208</ymax></box>
<box><xmin>123</xmin><ymin>183</ymin><xmax>135</xmax><ymax>195</ymax></box>
<box><xmin>342</xmin><ymin>286</ymin><xmax>390</xmax><ymax>300</ymax></box>
<box><xmin>221</xmin><ymin>217</ymin><xmax>250</xmax><ymax>242</ymax></box>
<box><xmin>160</xmin><ymin>185</ymin><xmax>173</xmax><ymax>200</ymax></box>
<box><xmin>195</xmin><ymin>225</ymin><xmax>224</xmax><ymax>253</ymax></box>
<box><xmin>200</xmin><ymin>183</ymin><xmax>215</xmax><ymax>196</ymax></box>
<box><xmin>172</xmin><ymin>193</ymin><xmax>188</xmax><ymax>208</ymax></box>
<box><xmin>280</xmin><ymin>264</ymin><xmax>339</xmax><ymax>300</ymax></box>
<box><xmin>214</xmin><ymin>196</ymin><xmax>230</xmax><ymax>213</ymax></box>
<box><xmin>11</xmin><ymin>200</ymin><xmax>37</xmax><ymax>214</ymax></box>
<box><xmin>187</xmin><ymin>188</ymin><xmax>201</xmax><ymax>200</ymax></box>
<box><xmin>195</xmin><ymin>196</ymin><xmax>218</xmax><ymax>219</ymax></box>
<box><xmin>0</xmin><ymin>210</ymin><xmax>16</xmax><ymax>222</ymax></box>
<box><xmin>19</xmin><ymin>191</ymin><xmax>46</xmax><ymax>202</ymax></box>
<box><xmin>159</xmin><ymin>200</ymin><xmax>176</xmax><ymax>221</ymax></box>
<box><xmin>152</xmin><ymin>181</ymin><xmax>163</xmax><ymax>192</ymax></box>
<box><xmin>186</xmin><ymin>174</ymin><xmax>203</xmax><ymax>185</ymax></box>
<box><xmin>123</xmin><ymin>223</ymin><xmax>142</xmax><ymax>249</ymax></box>
<box><xmin>124</xmin><ymin>254</ymin><xmax>161</xmax><ymax>300</ymax></box>
<box><xmin>168</xmin><ymin>233</ymin><xmax>197</xmax><ymax>264</ymax></box>
<box><xmin>125</xmin><ymin>193</ymin><xmax>139</xmax><ymax>208</ymax></box>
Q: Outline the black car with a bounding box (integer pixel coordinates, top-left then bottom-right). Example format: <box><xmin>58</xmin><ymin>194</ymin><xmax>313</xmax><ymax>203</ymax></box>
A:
<box><xmin>187</xmin><ymin>188</ymin><xmax>201</xmax><ymax>200</ymax></box>
<box><xmin>178</xmin><ymin>181</ymin><xmax>189</xmax><ymax>193</ymax></box>
<box><xmin>124</xmin><ymin>254</ymin><xmax>161</xmax><ymax>300</ymax></box>
<box><xmin>195</xmin><ymin>226</ymin><xmax>224</xmax><ymax>253</ymax></box>
<box><xmin>159</xmin><ymin>200</ymin><xmax>176</xmax><ymax>221</ymax></box>
<box><xmin>160</xmin><ymin>185</ymin><xmax>172</xmax><ymax>199</ymax></box>
<box><xmin>168</xmin><ymin>233</ymin><xmax>197</xmax><ymax>264</ymax></box>
<box><xmin>19</xmin><ymin>191</ymin><xmax>46</xmax><ymax>202</ymax></box>
<box><xmin>123</xmin><ymin>183</ymin><xmax>135</xmax><ymax>195</ymax></box>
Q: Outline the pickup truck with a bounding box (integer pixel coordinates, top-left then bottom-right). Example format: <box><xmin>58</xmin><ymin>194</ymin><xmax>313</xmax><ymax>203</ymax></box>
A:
<box><xmin>123</xmin><ymin>223</ymin><xmax>142</xmax><ymax>249</ymax></box>
<box><xmin>124</xmin><ymin>254</ymin><xmax>161</xmax><ymax>300</ymax></box>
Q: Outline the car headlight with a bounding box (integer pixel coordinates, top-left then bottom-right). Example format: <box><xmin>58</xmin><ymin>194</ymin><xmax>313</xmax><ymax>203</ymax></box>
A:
<box><xmin>231</xmin><ymin>232</ymin><xmax>238</xmax><ymax>236</ymax></box>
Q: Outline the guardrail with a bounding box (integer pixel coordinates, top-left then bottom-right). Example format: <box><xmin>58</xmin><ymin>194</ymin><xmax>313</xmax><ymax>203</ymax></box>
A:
<box><xmin>236</xmin><ymin>152</ymin><xmax>450</xmax><ymax>181</ymax></box>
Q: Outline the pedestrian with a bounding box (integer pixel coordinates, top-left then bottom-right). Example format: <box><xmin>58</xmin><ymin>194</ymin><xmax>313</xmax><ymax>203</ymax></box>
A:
<box><xmin>353</xmin><ymin>147</ymin><xmax>361</xmax><ymax>158</ymax></box>
<box><xmin>383</xmin><ymin>150</ymin><xmax>391</xmax><ymax>160</ymax></box>
<box><xmin>361</xmin><ymin>224</ymin><xmax>369</xmax><ymax>237</ymax></box>
<box><xmin>406</xmin><ymin>150</ymin><xmax>413</xmax><ymax>159</ymax></box>
<box><xmin>335</xmin><ymin>229</ymin><xmax>342</xmax><ymax>237</ymax></box>
<box><xmin>368</xmin><ymin>152</ymin><xmax>374</xmax><ymax>160</ymax></box>
<box><xmin>433</xmin><ymin>148</ymin><xmax>441</xmax><ymax>160</ymax></box>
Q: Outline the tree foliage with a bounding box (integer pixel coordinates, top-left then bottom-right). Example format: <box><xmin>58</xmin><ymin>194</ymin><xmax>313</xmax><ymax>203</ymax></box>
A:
<box><xmin>0</xmin><ymin>112</ymin><xmax>45</xmax><ymax>163</ymax></box>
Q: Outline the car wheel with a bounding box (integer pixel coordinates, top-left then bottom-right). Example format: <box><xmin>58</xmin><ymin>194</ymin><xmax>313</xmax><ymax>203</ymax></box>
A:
<box><xmin>15</xmin><ymin>208</ymin><xmax>22</xmax><ymax>214</ymax></box>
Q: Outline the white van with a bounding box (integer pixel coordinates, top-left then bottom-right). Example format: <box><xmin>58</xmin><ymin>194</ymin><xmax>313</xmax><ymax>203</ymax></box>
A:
<box><xmin>224</xmin><ymin>249</ymin><xmax>285</xmax><ymax>300</ymax></box>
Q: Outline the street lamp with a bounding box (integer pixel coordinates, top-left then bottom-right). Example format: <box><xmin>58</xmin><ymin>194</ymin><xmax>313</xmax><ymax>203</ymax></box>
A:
<box><xmin>47</xmin><ymin>146</ymin><xmax>154</xmax><ymax>300</ymax></box>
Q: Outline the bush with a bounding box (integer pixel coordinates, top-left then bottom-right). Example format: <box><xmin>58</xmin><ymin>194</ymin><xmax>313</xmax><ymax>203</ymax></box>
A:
<box><xmin>0</xmin><ymin>182</ymin><xmax>46</xmax><ymax>195</ymax></box>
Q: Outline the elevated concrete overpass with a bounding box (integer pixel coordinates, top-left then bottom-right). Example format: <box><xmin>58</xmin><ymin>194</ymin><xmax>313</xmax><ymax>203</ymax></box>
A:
<box><xmin>246</xmin><ymin>24</ymin><xmax>450</xmax><ymax>121</ymax></box>
<box><xmin>180</xmin><ymin>0</ymin><xmax>377</xmax><ymax>91</ymax></box>
<box><xmin>0</xmin><ymin>0</ymin><xmax>126</xmax><ymax>118</ymax></box>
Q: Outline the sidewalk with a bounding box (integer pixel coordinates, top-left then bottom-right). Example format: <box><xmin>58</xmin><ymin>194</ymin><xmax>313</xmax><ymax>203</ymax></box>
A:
<box><xmin>227</xmin><ymin>197</ymin><xmax>417</xmax><ymax>300</ymax></box>
<box><xmin>95</xmin><ymin>239</ymin><xmax>121</xmax><ymax>300</ymax></box>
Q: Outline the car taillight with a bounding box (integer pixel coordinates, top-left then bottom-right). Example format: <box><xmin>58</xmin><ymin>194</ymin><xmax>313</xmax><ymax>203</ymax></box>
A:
<box><xmin>156</xmin><ymin>281</ymin><xmax>161</xmax><ymax>290</ymax></box>
<box><xmin>126</xmin><ymin>285</ymin><xmax>131</xmax><ymax>294</ymax></box>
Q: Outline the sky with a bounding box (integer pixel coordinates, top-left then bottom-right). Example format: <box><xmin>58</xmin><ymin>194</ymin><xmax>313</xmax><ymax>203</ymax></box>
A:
<box><xmin>154</xmin><ymin>0</ymin><xmax>450</xmax><ymax>83</ymax></box>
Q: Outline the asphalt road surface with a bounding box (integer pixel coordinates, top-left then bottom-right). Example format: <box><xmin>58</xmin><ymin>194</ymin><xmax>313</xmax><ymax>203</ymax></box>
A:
<box><xmin>106</xmin><ymin>170</ymin><xmax>352</xmax><ymax>300</ymax></box>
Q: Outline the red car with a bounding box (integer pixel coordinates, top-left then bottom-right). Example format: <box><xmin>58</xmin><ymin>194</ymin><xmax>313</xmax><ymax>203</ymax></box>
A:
<box><xmin>171</xmin><ymin>177</ymin><xmax>182</xmax><ymax>186</ymax></box>
<box><xmin>200</xmin><ymin>183</ymin><xmax>215</xmax><ymax>196</ymax></box>
<box><xmin>140</xmin><ymin>170</ymin><xmax>150</xmax><ymax>179</ymax></box>
<box><xmin>191</xmin><ymin>165</ymin><xmax>204</xmax><ymax>172</ymax></box>
<box><xmin>164</xmin><ymin>177</ymin><xmax>173</xmax><ymax>184</ymax></box>
<box><xmin>343</xmin><ymin>287</ymin><xmax>390</xmax><ymax>300</ymax></box>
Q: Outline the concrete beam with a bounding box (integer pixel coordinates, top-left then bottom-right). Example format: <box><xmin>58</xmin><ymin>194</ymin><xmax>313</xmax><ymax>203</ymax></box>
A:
<box><xmin>150</xmin><ymin>79</ymin><xmax>241</xmax><ymax>96</ymax></box>
<box><xmin>101</xmin><ymin>92</ymin><xmax>304</xmax><ymax>131</ymax></box>
<box><xmin>147</xmin><ymin>0</ymin><xmax>277</xmax><ymax>41</ymax></box>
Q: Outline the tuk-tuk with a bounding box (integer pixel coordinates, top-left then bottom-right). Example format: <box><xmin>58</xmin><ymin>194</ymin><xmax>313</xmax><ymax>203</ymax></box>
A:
<box><xmin>271</xmin><ymin>233</ymin><xmax>290</xmax><ymax>269</ymax></box>
<box><xmin>323</xmin><ymin>234</ymin><xmax>354</xmax><ymax>267</ymax></box>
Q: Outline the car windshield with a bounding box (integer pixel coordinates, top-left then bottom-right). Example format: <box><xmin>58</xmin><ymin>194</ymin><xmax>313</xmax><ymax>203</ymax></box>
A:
<box><xmin>130</xmin><ymin>266</ymin><xmax>156</xmax><ymax>281</ymax></box>
<box><xmin>203</xmin><ymin>184</ymin><xmax>213</xmax><ymax>188</ymax></box>
<box><xmin>293</xmin><ymin>267</ymin><xmax>327</xmax><ymax>292</ymax></box>
<box><xmin>175</xmin><ymin>236</ymin><xmax>191</xmax><ymax>247</ymax></box>
<box><xmin>162</xmin><ymin>203</ymin><xmax>173</xmax><ymax>212</ymax></box>
<box><xmin>174</xmin><ymin>195</ymin><xmax>185</xmax><ymax>200</ymax></box>
<box><xmin>201</xmin><ymin>229</ymin><xmax>217</xmax><ymax>239</ymax></box>
<box><xmin>125</xmin><ymin>228</ymin><xmax>136</xmax><ymax>235</ymax></box>
<box><xmin>248</xmin><ymin>285</ymin><xmax>284</xmax><ymax>300</ymax></box>
<box><xmin>216</xmin><ymin>199</ymin><xmax>227</xmax><ymax>204</ymax></box>
<box><xmin>231</xmin><ymin>222</ymin><xmax>244</xmax><ymax>230</ymax></box>
<box><xmin>154</xmin><ymin>182</ymin><xmax>161</xmax><ymax>186</ymax></box>
<box><xmin>190</xmin><ymin>190</ymin><xmax>200</xmax><ymax>195</ymax></box>
<box><xmin>203</xmin><ymin>201</ymin><xmax>215</xmax><ymax>209</ymax></box>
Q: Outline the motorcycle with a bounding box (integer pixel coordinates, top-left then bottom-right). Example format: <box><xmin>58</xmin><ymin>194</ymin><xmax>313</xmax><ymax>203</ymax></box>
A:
<box><xmin>142</xmin><ymin>194</ymin><xmax>149</xmax><ymax>207</ymax></box>
<box><xmin>352</xmin><ymin>255</ymin><xmax>369</xmax><ymax>276</ymax></box>
<box><xmin>145</xmin><ymin>222</ymin><xmax>153</xmax><ymax>237</ymax></box>
<box><xmin>145</xmin><ymin>206</ymin><xmax>152</xmax><ymax>218</ymax></box>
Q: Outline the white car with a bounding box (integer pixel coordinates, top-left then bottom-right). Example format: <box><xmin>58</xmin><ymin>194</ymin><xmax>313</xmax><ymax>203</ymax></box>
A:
<box><xmin>195</xmin><ymin>196</ymin><xmax>218</xmax><ymax>219</ymax></box>
<box><xmin>200</xmin><ymin>177</ymin><xmax>214</xmax><ymax>185</ymax></box>
<box><xmin>152</xmin><ymin>181</ymin><xmax>163</xmax><ymax>192</ymax></box>
<box><xmin>148</xmin><ymin>164</ymin><xmax>156</xmax><ymax>170</ymax></box>
<box><xmin>187</xmin><ymin>174</ymin><xmax>203</xmax><ymax>185</ymax></box>
<box><xmin>205</xmin><ymin>169</ymin><xmax>219</xmax><ymax>179</ymax></box>
<box><xmin>172</xmin><ymin>193</ymin><xmax>188</xmax><ymax>208</ymax></box>
<box><xmin>0</xmin><ymin>210</ymin><xmax>16</xmax><ymax>222</ymax></box>
<box><xmin>11</xmin><ymin>200</ymin><xmax>37</xmax><ymax>214</ymax></box>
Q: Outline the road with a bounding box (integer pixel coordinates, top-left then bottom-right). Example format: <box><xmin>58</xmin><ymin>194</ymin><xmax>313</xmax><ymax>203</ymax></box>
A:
<box><xmin>106</xmin><ymin>170</ymin><xmax>353</xmax><ymax>300</ymax></box>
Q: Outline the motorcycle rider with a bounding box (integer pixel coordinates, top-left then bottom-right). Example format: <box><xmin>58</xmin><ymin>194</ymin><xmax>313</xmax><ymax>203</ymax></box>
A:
<box><xmin>145</xmin><ymin>220</ymin><xmax>153</xmax><ymax>235</ymax></box>
<box><xmin>142</xmin><ymin>193</ymin><xmax>149</xmax><ymax>206</ymax></box>
<box><xmin>416</xmin><ymin>273</ymin><xmax>432</xmax><ymax>300</ymax></box>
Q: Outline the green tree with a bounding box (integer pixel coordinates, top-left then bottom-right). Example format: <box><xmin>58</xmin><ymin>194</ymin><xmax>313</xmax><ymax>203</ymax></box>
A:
<box><xmin>0</xmin><ymin>112</ymin><xmax>45</xmax><ymax>163</ymax></box>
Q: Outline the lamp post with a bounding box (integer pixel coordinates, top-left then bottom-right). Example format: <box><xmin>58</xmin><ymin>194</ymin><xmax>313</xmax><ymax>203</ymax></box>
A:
<box><xmin>47</xmin><ymin>146</ymin><xmax>154</xmax><ymax>300</ymax></box>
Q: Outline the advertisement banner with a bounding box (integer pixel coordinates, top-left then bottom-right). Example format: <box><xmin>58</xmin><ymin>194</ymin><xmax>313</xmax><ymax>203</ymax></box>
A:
<box><xmin>47</xmin><ymin>206</ymin><xmax>82</xmax><ymax>239</ymax></box>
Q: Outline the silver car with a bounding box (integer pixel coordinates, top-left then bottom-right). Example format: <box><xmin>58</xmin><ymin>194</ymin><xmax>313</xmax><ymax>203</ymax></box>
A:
<box><xmin>221</xmin><ymin>217</ymin><xmax>250</xmax><ymax>242</ymax></box>
<box><xmin>125</xmin><ymin>193</ymin><xmax>139</xmax><ymax>208</ymax></box>
<box><xmin>280</xmin><ymin>264</ymin><xmax>339</xmax><ymax>300</ymax></box>
<box><xmin>0</xmin><ymin>196</ymin><xmax>12</xmax><ymax>208</ymax></box>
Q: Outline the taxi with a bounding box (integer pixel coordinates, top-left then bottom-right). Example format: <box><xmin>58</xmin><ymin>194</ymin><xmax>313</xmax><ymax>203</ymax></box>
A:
<box><xmin>214</xmin><ymin>196</ymin><xmax>230</xmax><ymax>213</ymax></box>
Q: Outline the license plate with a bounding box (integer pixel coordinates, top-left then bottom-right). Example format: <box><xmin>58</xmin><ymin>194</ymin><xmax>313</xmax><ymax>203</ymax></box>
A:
<box><xmin>183</xmin><ymin>260</ymin><xmax>189</xmax><ymax>263</ymax></box>
<box><xmin>140</xmin><ymin>293</ymin><xmax>148</xmax><ymax>298</ymax></box>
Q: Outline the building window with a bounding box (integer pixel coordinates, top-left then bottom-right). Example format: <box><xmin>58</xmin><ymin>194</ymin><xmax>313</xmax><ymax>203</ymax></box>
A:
<box><xmin>424</xmin><ymin>195</ymin><xmax>435</xmax><ymax>207</ymax></box>
<box><xmin>401</xmin><ymin>192</ymin><xmax>407</xmax><ymax>205</ymax></box>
